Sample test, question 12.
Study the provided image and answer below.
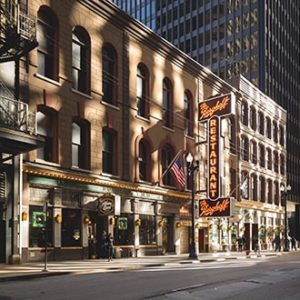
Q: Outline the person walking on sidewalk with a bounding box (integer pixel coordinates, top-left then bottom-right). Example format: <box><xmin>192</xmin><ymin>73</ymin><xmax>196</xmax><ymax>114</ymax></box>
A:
<box><xmin>273</xmin><ymin>235</ymin><xmax>281</xmax><ymax>251</ymax></box>
<box><xmin>291</xmin><ymin>236</ymin><xmax>297</xmax><ymax>251</ymax></box>
<box><xmin>106</xmin><ymin>233</ymin><xmax>114</xmax><ymax>262</ymax></box>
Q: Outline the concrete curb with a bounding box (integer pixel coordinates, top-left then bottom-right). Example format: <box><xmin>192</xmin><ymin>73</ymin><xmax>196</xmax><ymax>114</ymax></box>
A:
<box><xmin>0</xmin><ymin>252</ymin><xmax>288</xmax><ymax>282</ymax></box>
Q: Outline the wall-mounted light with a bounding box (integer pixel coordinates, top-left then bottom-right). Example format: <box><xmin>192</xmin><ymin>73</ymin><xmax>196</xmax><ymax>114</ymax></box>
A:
<box><xmin>21</xmin><ymin>212</ymin><xmax>28</xmax><ymax>221</ymax></box>
<box><xmin>83</xmin><ymin>216</ymin><xmax>90</xmax><ymax>224</ymax></box>
<box><xmin>55</xmin><ymin>214</ymin><xmax>62</xmax><ymax>223</ymax></box>
<box><xmin>176</xmin><ymin>222</ymin><xmax>181</xmax><ymax>228</ymax></box>
<box><xmin>159</xmin><ymin>220</ymin><xmax>164</xmax><ymax>228</ymax></box>
<box><xmin>135</xmin><ymin>218</ymin><xmax>141</xmax><ymax>226</ymax></box>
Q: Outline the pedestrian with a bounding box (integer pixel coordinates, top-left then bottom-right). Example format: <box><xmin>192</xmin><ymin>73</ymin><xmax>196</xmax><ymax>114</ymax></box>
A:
<box><xmin>252</xmin><ymin>235</ymin><xmax>259</xmax><ymax>254</ymax></box>
<box><xmin>238</xmin><ymin>236</ymin><xmax>244</xmax><ymax>252</ymax></box>
<box><xmin>273</xmin><ymin>235</ymin><xmax>281</xmax><ymax>251</ymax></box>
<box><xmin>291</xmin><ymin>236</ymin><xmax>297</xmax><ymax>251</ymax></box>
<box><xmin>100</xmin><ymin>230</ymin><xmax>107</xmax><ymax>258</ymax></box>
<box><xmin>106</xmin><ymin>233</ymin><xmax>114</xmax><ymax>261</ymax></box>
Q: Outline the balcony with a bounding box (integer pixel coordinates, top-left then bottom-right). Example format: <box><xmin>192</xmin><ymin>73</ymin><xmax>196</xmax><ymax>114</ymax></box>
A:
<box><xmin>0</xmin><ymin>0</ymin><xmax>38</xmax><ymax>62</ymax></box>
<box><xmin>0</xmin><ymin>92</ymin><xmax>43</xmax><ymax>155</ymax></box>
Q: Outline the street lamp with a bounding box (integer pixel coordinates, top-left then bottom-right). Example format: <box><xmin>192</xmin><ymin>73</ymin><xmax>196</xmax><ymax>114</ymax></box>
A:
<box><xmin>280</xmin><ymin>184</ymin><xmax>291</xmax><ymax>252</ymax></box>
<box><xmin>186</xmin><ymin>152</ymin><xmax>200</xmax><ymax>259</ymax></box>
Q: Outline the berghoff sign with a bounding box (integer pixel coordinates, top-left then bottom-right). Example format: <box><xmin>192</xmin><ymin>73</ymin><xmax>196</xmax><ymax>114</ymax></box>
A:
<box><xmin>199</xmin><ymin>93</ymin><xmax>235</xmax><ymax>217</ymax></box>
<box><xmin>98</xmin><ymin>193</ymin><xmax>115</xmax><ymax>215</ymax></box>
<box><xmin>208</xmin><ymin>116</ymin><xmax>220</xmax><ymax>200</ymax></box>
<box><xmin>199</xmin><ymin>93</ymin><xmax>234</xmax><ymax>121</ymax></box>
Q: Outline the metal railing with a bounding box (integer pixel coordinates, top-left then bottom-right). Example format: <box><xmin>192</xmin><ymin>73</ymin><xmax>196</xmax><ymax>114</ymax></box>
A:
<box><xmin>0</xmin><ymin>94</ymin><xmax>36</xmax><ymax>135</ymax></box>
<box><xmin>18</xmin><ymin>10</ymin><xmax>36</xmax><ymax>41</ymax></box>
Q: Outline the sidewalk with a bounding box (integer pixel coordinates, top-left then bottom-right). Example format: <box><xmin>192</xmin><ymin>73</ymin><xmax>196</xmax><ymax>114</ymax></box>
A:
<box><xmin>0</xmin><ymin>250</ymin><xmax>284</xmax><ymax>282</ymax></box>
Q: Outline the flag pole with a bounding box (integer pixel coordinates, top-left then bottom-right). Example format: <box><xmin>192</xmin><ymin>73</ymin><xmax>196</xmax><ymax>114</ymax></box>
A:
<box><xmin>160</xmin><ymin>150</ymin><xmax>184</xmax><ymax>180</ymax></box>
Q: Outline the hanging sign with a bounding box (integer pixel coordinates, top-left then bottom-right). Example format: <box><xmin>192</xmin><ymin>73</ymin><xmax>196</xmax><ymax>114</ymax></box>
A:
<box><xmin>199</xmin><ymin>93</ymin><xmax>235</xmax><ymax>121</ymax></box>
<box><xmin>98</xmin><ymin>193</ymin><xmax>115</xmax><ymax>216</ymax></box>
<box><xmin>208</xmin><ymin>116</ymin><xmax>220</xmax><ymax>200</ymax></box>
<box><xmin>198</xmin><ymin>93</ymin><xmax>236</xmax><ymax>217</ymax></box>
<box><xmin>199</xmin><ymin>197</ymin><xmax>232</xmax><ymax>217</ymax></box>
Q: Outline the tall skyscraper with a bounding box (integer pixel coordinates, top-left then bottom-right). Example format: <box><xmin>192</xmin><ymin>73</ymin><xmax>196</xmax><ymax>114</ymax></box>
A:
<box><xmin>112</xmin><ymin>0</ymin><xmax>300</xmax><ymax>203</ymax></box>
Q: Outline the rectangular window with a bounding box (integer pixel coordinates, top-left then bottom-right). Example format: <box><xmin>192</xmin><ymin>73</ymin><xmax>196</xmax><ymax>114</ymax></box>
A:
<box><xmin>29</xmin><ymin>205</ymin><xmax>53</xmax><ymax>247</ymax></box>
<box><xmin>61</xmin><ymin>208</ymin><xmax>81</xmax><ymax>247</ymax></box>
<box><xmin>139</xmin><ymin>215</ymin><xmax>156</xmax><ymax>245</ymax></box>
<box><xmin>103</xmin><ymin>130</ymin><xmax>115</xmax><ymax>174</ymax></box>
<box><xmin>113</xmin><ymin>214</ymin><xmax>134</xmax><ymax>245</ymax></box>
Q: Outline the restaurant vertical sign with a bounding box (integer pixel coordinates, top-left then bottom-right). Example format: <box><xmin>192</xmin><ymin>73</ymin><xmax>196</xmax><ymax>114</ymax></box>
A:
<box><xmin>198</xmin><ymin>93</ymin><xmax>235</xmax><ymax>217</ymax></box>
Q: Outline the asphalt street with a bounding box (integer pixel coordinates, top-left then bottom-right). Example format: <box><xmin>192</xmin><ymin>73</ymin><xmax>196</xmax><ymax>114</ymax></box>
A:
<box><xmin>0</xmin><ymin>252</ymin><xmax>300</xmax><ymax>300</ymax></box>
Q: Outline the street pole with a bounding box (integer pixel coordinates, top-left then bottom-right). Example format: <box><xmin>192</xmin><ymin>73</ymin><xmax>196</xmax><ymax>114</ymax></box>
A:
<box><xmin>284</xmin><ymin>194</ymin><xmax>289</xmax><ymax>252</ymax></box>
<box><xmin>42</xmin><ymin>201</ymin><xmax>48</xmax><ymax>272</ymax></box>
<box><xmin>281</xmin><ymin>184</ymin><xmax>291</xmax><ymax>252</ymax></box>
<box><xmin>189</xmin><ymin>166</ymin><xmax>197</xmax><ymax>259</ymax></box>
<box><xmin>186</xmin><ymin>153</ymin><xmax>199</xmax><ymax>260</ymax></box>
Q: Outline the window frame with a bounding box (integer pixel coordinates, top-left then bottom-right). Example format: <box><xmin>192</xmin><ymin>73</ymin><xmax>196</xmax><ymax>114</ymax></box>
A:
<box><xmin>102</xmin><ymin>128</ymin><xmax>117</xmax><ymax>175</ymax></box>
<box><xmin>72</xmin><ymin>26</ymin><xmax>91</xmax><ymax>94</ymax></box>
<box><xmin>162</xmin><ymin>78</ymin><xmax>173</xmax><ymax>128</ymax></box>
<box><xmin>136</xmin><ymin>64</ymin><xmax>149</xmax><ymax>118</ymax></box>
<box><xmin>37</xmin><ymin>7</ymin><xmax>58</xmax><ymax>81</ymax></box>
<box><xmin>102</xmin><ymin>44</ymin><xmax>118</xmax><ymax>106</ymax></box>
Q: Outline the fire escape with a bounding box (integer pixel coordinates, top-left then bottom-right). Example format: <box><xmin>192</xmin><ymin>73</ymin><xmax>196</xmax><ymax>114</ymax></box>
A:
<box><xmin>0</xmin><ymin>0</ymin><xmax>42</xmax><ymax>155</ymax></box>
<box><xmin>0</xmin><ymin>0</ymin><xmax>37</xmax><ymax>62</ymax></box>
<box><xmin>0</xmin><ymin>0</ymin><xmax>43</xmax><ymax>264</ymax></box>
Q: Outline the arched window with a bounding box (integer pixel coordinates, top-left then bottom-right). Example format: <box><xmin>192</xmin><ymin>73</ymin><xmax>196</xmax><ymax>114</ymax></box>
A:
<box><xmin>241</xmin><ymin>101</ymin><xmax>248</xmax><ymax>126</ymax></box>
<box><xmin>266</xmin><ymin>117</ymin><xmax>272</xmax><ymax>139</ymax></box>
<box><xmin>280</xmin><ymin>154</ymin><xmax>285</xmax><ymax>175</ymax></box>
<box><xmin>273</xmin><ymin>150</ymin><xmax>279</xmax><ymax>173</ymax></box>
<box><xmin>37</xmin><ymin>6</ymin><xmax>58</xmax><ymax>80</ymax></box>
<box><xmin>137</xmin><ymin>64</ymin><xmax>149</xmax><ymax>118</ymax></box>
<box><xmin>259</xmin><ymin>176</ymin><xmax>266</xmax><ymax>202</ymax></box>
<box><xmin>273</xmin><ymin>121</ymin><xmax>278</xmax><ymax>143</ymax></box>
<box><xmin>266</xmin><ymin>148</ymin><xmax>272</xmax><ymax>170</ymax></box>
<box><xmin>102</xmin><ymin>44</ymin><xmax>117</xmax><ymax>105</ymax></box>
<box><xmin>138</xmin><ymin>139</ymin><xmax>150</xmax><ymax>181</ymax></box>
<box><xmin>258</xmin><ymin>111</ymin><xmax>264</xmax><ymax>135</ymax></box>
<box><xmin>259</xmin><ymin>144</ymin><xmax>265</xmax><ymax>167</ymax></box>
<box><xmin>241</xmin><ymin>135</ymin><xmax>249</xmax><ymax>161</ymax></box>
<box><xmin>250</xmin><ymin>173</ymin><xmax>258</xmax><ymax>201</ymax></box>
<box><xmin>250</xmin><ymin>106</ymin><xmax>256</xmax><ymax>130</ymax></box>
<box><xmin>250</xmin><ymin>140</ymin><xmax>257</xmax><ymax>164</ymax></box>
<box><xmin>72</xmin><ymin>26</ymin><xmax>90</xmax><ymax>94</ymax></box>
<box><xmin>102</xmin><ymin>128</ymin><xmax>117</xmax><ymax>175</ymax></box>
<box><xmin>267</xmin><ymin>179</ymin><xmax>273</xmax><ymax>204</ymax></box>
<box><xmin>274</xmin><ymin>181</ymin><xmax>279</xmax><ymax>205</ymax></box>
<box><xmin>36</xmin><ymin>107</ymin><xmax>58</xmax><ymax>162</ymax></box>
<box><xmin>161</xmin><ymin>145</ymin><xmax>175</xmax><ymax>187</ymax></box>
<box><xmin>184</xmin><ymin>91</ymin><xmax>193</xmax><ymax>136</ymax></box>
<box><xmin>72</xmin><ymin>119</ymin><xmax>90</xmax><ymax>169</ymax></box>
<box><xmin>279</xmin><ymin>125</ymin><xmax>285</xmax><ymax>146</ymax></box>
<box><xmin>162</xmin><ymin>78</ymin><xmax>173</xmax><ymax>128</ymax></box>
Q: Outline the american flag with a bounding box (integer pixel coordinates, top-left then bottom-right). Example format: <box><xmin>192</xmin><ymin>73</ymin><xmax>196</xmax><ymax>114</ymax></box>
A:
<box><xmin>170</xmin><ymin>153</ymin><xmax>186</xmax><ymax>187</ymax></box>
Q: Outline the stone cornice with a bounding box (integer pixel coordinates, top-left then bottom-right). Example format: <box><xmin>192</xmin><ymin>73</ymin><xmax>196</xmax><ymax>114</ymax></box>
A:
<box><xmin>23</xmin><ymin>163</ymin><xmax>191</xmax><ymax>200</ymax></box>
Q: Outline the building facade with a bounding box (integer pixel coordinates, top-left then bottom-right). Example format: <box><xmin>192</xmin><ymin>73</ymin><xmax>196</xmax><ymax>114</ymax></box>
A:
<box><xmin>0</xmin><ymin>0</ymin><xmax>289</xmax><ymax>263</ymax></box>
<box><xmin>1</xmin><ymin>0</ymin><xmax>237</xmax><ymax>263</ymax></box>
<box><xmin>112</xmin><ymin>0</ymin><xmax>300</xmax><ymax>205</ymax></box>
<box><xmin>231</xmin><ymin>76</ymin><xmax>287</xmax><ymax>251</ymax></box>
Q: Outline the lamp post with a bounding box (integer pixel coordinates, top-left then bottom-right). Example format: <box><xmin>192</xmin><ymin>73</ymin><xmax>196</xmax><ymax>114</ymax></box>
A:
<box><xmin>280</xmin><ymin>184</ymin><xmax>291</xmax><ymax>252</ymax></box>
<box><xmin>186</xmin><ymin>153</ymin><xmax>200</xmax><ymax>259</ymax></box>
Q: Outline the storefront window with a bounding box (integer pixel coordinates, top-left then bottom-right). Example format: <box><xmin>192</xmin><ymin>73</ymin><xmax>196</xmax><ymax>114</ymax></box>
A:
<box><xmin>139</xmin><ymin>215</ymin><xmax>156</xmax><ymax>245</ymax></box>
<box><xmin>29</xmin><ymin>205</ymin><xmax>53</xmax><ymax>247</ymax></box>
<box><xmin>61</xmin><ymin>209</ymin><xmax>81</xmax><ymax>247</ymax></box>
<box><xmin>114</xmin><ymin>214</ymin><xmax>134</xmax><ymax>245</ymax></box>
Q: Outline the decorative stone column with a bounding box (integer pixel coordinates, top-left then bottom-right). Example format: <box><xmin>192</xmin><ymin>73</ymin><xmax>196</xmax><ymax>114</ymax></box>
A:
<box><xmin>174</xmin><ymin>216</ymin><xmax>181</xmax><ymax>255</ymax></box>
<box><xmin>51</xmin><ymin>188</ymin><xmax>62</xmax><ymax>248</ymax></box>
